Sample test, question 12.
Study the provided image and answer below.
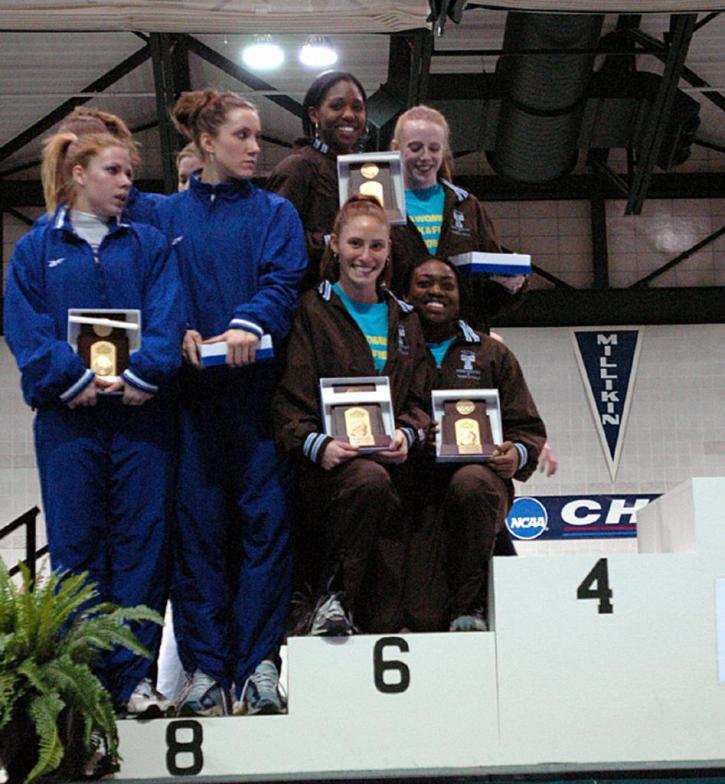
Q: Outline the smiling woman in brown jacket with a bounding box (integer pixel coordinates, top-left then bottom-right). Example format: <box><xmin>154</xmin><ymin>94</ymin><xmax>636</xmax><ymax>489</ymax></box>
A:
<box><xmin>389</xmin><ymin>105</ymin><xmax>527</xmax><ymax>333</ymax></box>
<box><xmin>273</xmin><ymin>196</ymin><xmax>430</xmax><ymax>636</ymax></box>
<box><xmin>403</xmin><ymin>255</ymin><xmax>546</xmax><ymax>633</ymax></box>
<box><xmin>266</xmin><ymin>71</ymin><xmax>368</xmax><ymax>290</ymax></box>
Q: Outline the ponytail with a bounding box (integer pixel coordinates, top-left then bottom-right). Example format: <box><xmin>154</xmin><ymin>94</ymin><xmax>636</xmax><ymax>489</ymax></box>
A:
<box><xmin>40</xmin><ymin>132</ymin><xmax>77</xmax><ymax>214</ymax></box>
<box><xmin>58</xmin><ymin>107</ymin><xmax>139</xmax><ymax>166</ymax></box>
<box><xmin>171</xmin><ymin>90</ymin><xmax>257</xmax><ymax>157</ymax></box>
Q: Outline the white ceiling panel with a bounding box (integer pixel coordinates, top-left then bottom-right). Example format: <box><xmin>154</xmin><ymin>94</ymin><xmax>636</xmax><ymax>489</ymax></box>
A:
<box><xmin>0</xmin><ymin>1</ymin><xmax>430</xmax><ymax>33</ymax></box>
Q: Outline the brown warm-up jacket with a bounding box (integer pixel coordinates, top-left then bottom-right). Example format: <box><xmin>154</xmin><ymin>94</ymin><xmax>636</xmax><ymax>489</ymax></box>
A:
<box><xmin>265</xmin><ymin>139</ymin><xmax>339</xmax><ymax>291</ymax></box>
<box><xmin>272</xmin><ymin>281</ymin><xmax>431</xmax><ymax>463</ymax></box>
<box><xmin>391</xmin><ymin>179</ymin><xmax>526</xmax><ymax>332</ymax></box>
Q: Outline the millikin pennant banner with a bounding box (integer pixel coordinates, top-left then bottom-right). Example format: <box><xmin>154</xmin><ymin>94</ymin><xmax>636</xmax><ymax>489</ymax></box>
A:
<box><xmin>571</xmin><ymin>328</ymin><xmax>642</xmax><ymax>481</ymax></box>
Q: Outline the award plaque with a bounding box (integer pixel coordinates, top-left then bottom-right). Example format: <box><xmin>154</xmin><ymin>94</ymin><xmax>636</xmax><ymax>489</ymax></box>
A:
<box><xmin>68</xmin><ymin>308</ymin><xmax>141</xmax><ymax>385</ymax></box>
<box><xmin>337</xmin><ymin>152</ymin><xmax>406</xmax><ymax>225</ymax></box>
<box><xmin>76</xmin><ymin>313</ymin><xmax>130</xmax><ymax>378</ymax></box>
<box><xmin>331</xmin><ymin>403</ymin><xmax>391</xmax><ymax>449</ymax></box>
<box><xmin>440</xmin><ymin>399</ymin><xmax>495</xmax><ymax>459</ymax></box>
<box><xmin>349</xmin><ymin>162</ymin><xmax>391</xmax><ymax>208</ymax></box>
<box><xmin>320</xmin><ymin>376</ymin><xmax>396</xmax><ymax>454</ymax></box>
<box><xmin>432</xmin><ymin>388</ymin><xmax>503</xmax><ymax>463</ymax></box>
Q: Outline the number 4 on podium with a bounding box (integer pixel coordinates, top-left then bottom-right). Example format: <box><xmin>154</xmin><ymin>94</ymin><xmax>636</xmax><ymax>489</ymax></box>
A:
<box><xmin>577</xmin><ymin>557</ymin><xmax>614</xmax><ymax>614</ymax></box>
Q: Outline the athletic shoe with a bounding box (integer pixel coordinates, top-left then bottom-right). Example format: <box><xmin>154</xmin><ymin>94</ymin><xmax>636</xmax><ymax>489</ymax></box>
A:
<box><xmin>288</xmin><ymin>587</ymin><xmax>315</xmax><ymax>637</ymax></box>
<box><xmin>450</xmin><ymin>609</ymin><xmax>488</xmax><ymax>632</ymax></box>
<box><xmin>307</xmin><ymin>592</ymin><xmax>354</xmax><ymax>636</ymax></box>
<box><xmin>177</xmin><ymin>670</ymin><xmax>230</xmax><ymax>717</ymax></box>
<box><xmin>236</xmin><ymin>660</ymin><xmax>287</xmax><ymax>716</ymax></box>
<box><xmin>124</xmin><ymin>677</ymin><xmax>172</xmax><ymax>719</ymax></box>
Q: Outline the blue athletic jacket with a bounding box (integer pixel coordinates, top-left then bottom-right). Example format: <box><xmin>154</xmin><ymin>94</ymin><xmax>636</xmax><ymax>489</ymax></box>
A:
<box><xmin>33</xmin><ymin>185</ymin><xmax>165</xmax><ymax>230</ymax></box>
<box><xmin>124</xmin><ymin>186</ymin><xmax>166</xmax><ymax>224</ymax></box>
<box><xmin>153</xmin><ymin>175</ymin><xmax>306</xmax><ymax>343</ymax></box>
<box><xmin>4</xmin><ymin>205</ymin><xmax>185</xmax><ymax>408</ymax></box>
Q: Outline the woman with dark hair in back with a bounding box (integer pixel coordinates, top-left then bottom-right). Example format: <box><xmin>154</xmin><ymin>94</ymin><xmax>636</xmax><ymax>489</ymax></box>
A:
<box><xmin>266</xmin><ymin>71</ymin><xmax>368</xmax><ymax>289</ymax></box>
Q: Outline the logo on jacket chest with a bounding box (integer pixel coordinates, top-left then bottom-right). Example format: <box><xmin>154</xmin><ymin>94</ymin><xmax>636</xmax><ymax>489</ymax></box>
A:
<box><xmin>456</xmin><ymin>348</ymin><xmax>480</xmax><ymax>380</ymax></box>
<box><xmin>450</xmin><ymin>209</ymin><xmax>471</xmax><ymax>237</ymax></box>
<box><xmin>397</xmin><ymin>324</ymin><xmax>410</xmax><ymax>355</ymax></box>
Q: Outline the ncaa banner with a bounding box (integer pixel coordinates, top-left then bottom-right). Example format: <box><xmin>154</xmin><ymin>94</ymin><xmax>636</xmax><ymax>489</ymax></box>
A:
<box><xmin>571</xmin><ymin>328</ymin><xmax>643</xmax><ymax>481</ymax></box>
<box><xmin>505</xmin><ymin>494</ymin><xmax>660</xmax><ymax>541</ymax></box>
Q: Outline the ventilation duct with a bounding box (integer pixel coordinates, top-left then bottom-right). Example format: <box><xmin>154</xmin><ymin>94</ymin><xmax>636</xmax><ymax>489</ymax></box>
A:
<box><xmin>487</xmin><ymin>12</ymin><xmax>604</xmax><ymax>183</ymax></box>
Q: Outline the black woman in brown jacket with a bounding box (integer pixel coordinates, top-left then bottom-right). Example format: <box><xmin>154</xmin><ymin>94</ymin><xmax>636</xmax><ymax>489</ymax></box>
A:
<box><xmin>403</xmin><ymin>255</ymin><xmax>546</xmax><ymax>632</ymax></box>
<box><xmin>266</xmin><ymin>71</ymin><xmax>368</xmax><ymax>291</ymax></box>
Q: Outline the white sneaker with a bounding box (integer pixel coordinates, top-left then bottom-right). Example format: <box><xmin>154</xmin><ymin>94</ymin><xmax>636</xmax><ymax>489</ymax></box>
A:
<box><xmin>450</xmin><ymin>610</ymin><xmax>488</xmax><ymax>632</ymax></box>
<box><xmin>125</xmin><ymin>677</ymin><xmax>172</xmax><ymax>719</ymax></box>
<box><xmin>236</xmin><ymin>661</ymin><xmax>287</xmax><ymax>716</ymax></box>
<box><xmin>177</xmin><ymin>670</ymin><xmax>230</xmax><ymax>717</ymax></box>
<box><xmin>307</xmin><ymin>592</ymin><xmax>354</xmax><ymax>636</ymax></box>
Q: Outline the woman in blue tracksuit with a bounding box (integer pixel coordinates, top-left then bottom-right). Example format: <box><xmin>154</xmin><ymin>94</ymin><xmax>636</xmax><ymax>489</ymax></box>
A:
<box><xmin>3</xmin><ymin>130</ymin><xmax>185</xmax><ymax>715</ymax></box>
<box><xmin>153</xmin><ymin>89</ymin><xmax>306</xmax><ymax>717</ymax></box>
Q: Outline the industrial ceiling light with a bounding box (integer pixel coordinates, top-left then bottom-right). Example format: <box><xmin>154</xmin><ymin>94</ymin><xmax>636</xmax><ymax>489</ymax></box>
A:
<box><xmin>242</xmin><ymin>35</ymin><xmax>284</xmax><ymax>70</ymax></box>
<box><xmin>299</xmin><ymin>35</ymin><xmax>338</xmax><ymax>68</ymax></box>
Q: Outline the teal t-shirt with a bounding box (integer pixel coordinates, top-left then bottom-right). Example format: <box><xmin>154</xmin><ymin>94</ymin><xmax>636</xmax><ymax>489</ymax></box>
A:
<box><xmin>426</xmin><ymin>337</ymin><xmax>456</xmax><ymax>368</ymax></box>
<box><xmin>406</xmin><ymin>183</ymin><xmax>445</xmax><ymax>254</ymax></box>
<box><xmin>333</xmin><ymin>283</ymin><xmax>389</xmax><ymax>372</ymax></box>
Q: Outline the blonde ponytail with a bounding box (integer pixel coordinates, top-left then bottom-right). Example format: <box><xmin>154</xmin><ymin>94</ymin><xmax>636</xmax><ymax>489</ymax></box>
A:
<box><xmin>40</xmin><ymin>132</ymin><xmax>77</xmax><ymax>214</ymax></box>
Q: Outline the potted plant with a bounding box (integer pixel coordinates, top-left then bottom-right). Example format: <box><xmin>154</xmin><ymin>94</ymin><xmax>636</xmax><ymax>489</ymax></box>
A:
<box><xmin>0</xmin><ymin>560</ymin><xmax>161</xmax><ymax>783</ymax></box>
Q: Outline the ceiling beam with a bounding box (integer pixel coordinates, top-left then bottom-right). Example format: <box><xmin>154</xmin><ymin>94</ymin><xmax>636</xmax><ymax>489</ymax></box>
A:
<box><xmin>4</xmin><ymin>170</ymin><xmax>725</xmax><ymax>208</ymax></box>
<box><xmin>455</xmin><ymin>171</ymin><xmax>725</xmax><ymax>201</ymax></box>
<box><xmin>150</xmin><ymin>32</ymin><xmax>182</xmax><ymax>194</ymax></box>
<box><xmin>172</xmin><ymin>34</ymin><xmax>192</xmax><ymax>96</ymax></box>
<box><xmin>0</xmin><ymin>120</ymin><xmax>160</xmax><ymax>179</ymax></box>
<box><xmin>693</xmin><ymin>11</ymin><xmax>720</xmax><ymax>32</ymax></box>
<box><xmin>5</xmin><ymin>207</ymin><xmax>34</xmax><ymax>227</ymax></box>
<box><xmin>590</xmin><ymin>190</ymin><xmax>610</xmax><ymax>290</ymax></box>
<box><xmin>0</xmin><ymin>43</ymin><xmax>152</xmax><ymax>163</ymax></box>
<box><xmin>625</xmin><ymin>14</ymin><xmax>697</xmax><ymax>214</ymax></box>
<box><xmin>494</xmin><ymin>287</ymin><xmax>725</xmax><ymax>328</ymax></box>
<box><xmin>409</xmin><ymin>29</ymin><xmax>433</xmax><ymax>106</ymax></box>
<box><xmin>630</xmin><ymin>223</ymin><xmax>725</xmax><ymax>288</ymax></box>
<box><xmin>629</xmin><ymin>26</ymin><xmax>725</xmax><ymax>116</ymax></box>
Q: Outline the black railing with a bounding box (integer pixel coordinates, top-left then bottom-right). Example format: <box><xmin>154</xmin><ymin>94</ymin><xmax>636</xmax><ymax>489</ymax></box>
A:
<box><xmin>0</xmin><ymin>506</ymin><xmax>46</xmax><ymax>580</ymax></box>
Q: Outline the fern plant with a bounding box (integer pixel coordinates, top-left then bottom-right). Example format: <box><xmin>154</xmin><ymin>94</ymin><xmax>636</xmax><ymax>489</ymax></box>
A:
<box><xmin>0</xmin><ymin>560</ymin><xmax>162</xmax><ymax>783</ymax></box>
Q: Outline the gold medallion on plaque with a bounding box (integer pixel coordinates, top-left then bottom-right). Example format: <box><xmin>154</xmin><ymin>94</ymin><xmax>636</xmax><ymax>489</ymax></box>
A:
<box><xmin>344</xmin><ymin>406</ymin><xmax>375</xmax><ymax>447</ymax></box>
<box><xmin>360</xmin><ymin>163</ymin><xmax>380</xmax><ymax>179</ymax></box>
<box><xmin>76</xmin><ymin>311</ymin><xmax>130</xmax><ymax>378</ymax></box>
<box><xmin>454</xmin><ymin>417</ymin><xmax>482</xmax><ymax>455</ymax></box>
<box><xmin>456</xmin><ymin>399</ymin><xmax>475</xmax><ymax>416</ymax></box>
<box><xmin>90</xmin><ymin>341</ymin><xmax>117</xmax><ymax>376</ymax></box>
<box><xmin>358</xmin><ymin>163</ymin><xmax>384</xmax><ymax>207</ymax></box>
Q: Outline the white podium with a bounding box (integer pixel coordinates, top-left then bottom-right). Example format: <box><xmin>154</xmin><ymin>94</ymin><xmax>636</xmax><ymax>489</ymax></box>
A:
<box><xmin>117</xmin><ymin>478</ymin><xmax>725</xmax><ymax>780</ymax></box>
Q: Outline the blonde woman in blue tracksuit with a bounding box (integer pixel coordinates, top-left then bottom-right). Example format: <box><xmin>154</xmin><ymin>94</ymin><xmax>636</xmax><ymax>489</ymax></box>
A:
<box><xmin>4</xmin><ymin>130</ymin><xmax>185</xmax><ymax>716</ymax></box>
<box><xmin>153</xmin><ymin>89</ymin><xmax>306</xmax><ymax>717</ymax></box>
